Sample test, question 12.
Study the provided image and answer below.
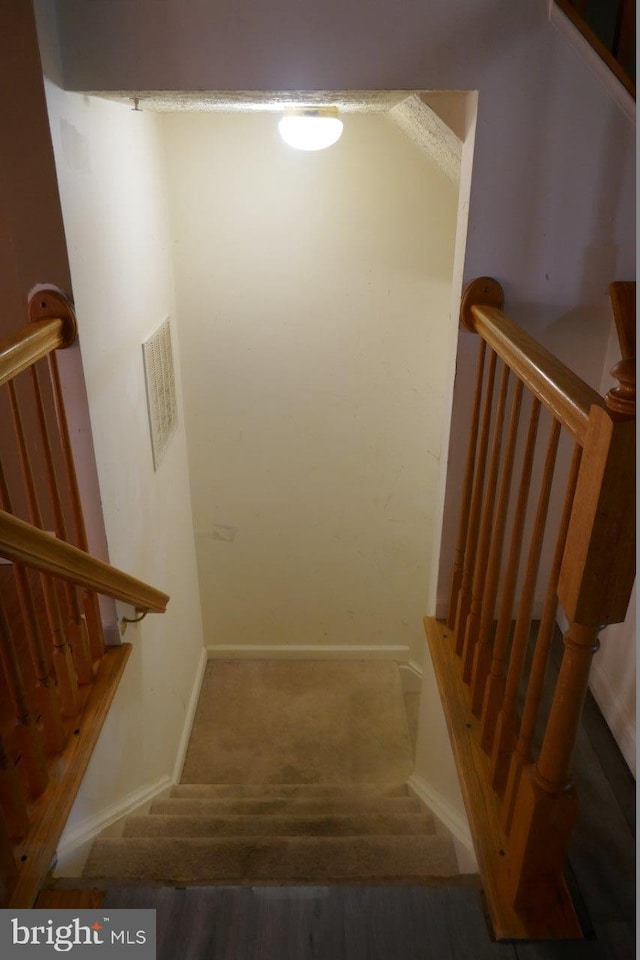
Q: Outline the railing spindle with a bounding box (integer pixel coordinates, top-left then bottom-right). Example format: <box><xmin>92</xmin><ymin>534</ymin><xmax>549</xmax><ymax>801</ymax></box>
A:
<box><xmin>470</xmin><ymin>379</ymin><xmax>524</xmax><ymax>714</ymax></box>
<box><xmin>505</xmin><ymin>391</ymin><xmax>635</xmax><ymax>914</ymax></box>
<box><xmin>31</xmin><ymin>362</ymin><xmax>93</xmax><ymax>683</ymax></box>
<box><xmin>490</xmin><ymin>417</ymin><xmax>561</xmax><ymax>792</ymax></box>
<box><xmin>7</xmin><ymin>380</ymin><xmax>80</xmax><ymax>717</ymax></box>
<box><xmin>480</xmin><ymin>398</ymin><xmax>541</xmax><ymax>751</ymax></box>
<box><xmin>0</xmin><ymin>462</ymin><xmax>66</xmax><ymax>756</ymax></box>
<box><xmin>0</xmin><ymin>812</ymin><xmax>18</xmax><ymax>903</ymax></box>
<box><xmin>447</xmin><ymin>339</ymin><xmax>487</xmax><ymax>629</ymax></box>
<box><xmin>462</xmin><ymin>362</ymin><xmax>510</xmax><ymax>683</ymax></box>
<box><xmin>0</xmin><ymin>593</ymin><xmax>48</xmax><ymax>798</ymax></box>
<box><xmin>48</xmin><ymin>352</ymin><xmax>105</xmax><ymax>659</ymax></box>
<box><xmin>501</xmin><ymin>443</ymin><xmax>582</xmax><ymax>834</ymax></box>
<box><xmin>453</xmin><ymin>349</ymin><xmax>497</xmax><ymax>654</ymax></box>
<box><xmin>0</xmin><ymin>730</ymin><xmax>28</xmax><ymax>840</ymax></box>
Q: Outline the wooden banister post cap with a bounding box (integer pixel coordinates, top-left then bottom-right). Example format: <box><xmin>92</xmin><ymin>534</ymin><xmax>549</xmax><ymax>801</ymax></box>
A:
<box><xmin>28</xmin><ymin>286</ymin><xmax>77</xmax><ymax>348</ymax></box>
<box><xmin>460</xmin><ymin>277</ymin><xmax>505</xmax><ymax>332</ymax></box>
<box><xmin>605</xmin><ymin>357</ymin><xmax>635</xmax><ymax>417</ymax></box>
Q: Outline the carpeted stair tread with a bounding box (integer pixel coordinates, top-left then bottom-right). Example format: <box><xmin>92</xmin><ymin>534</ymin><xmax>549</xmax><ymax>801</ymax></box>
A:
<box><xmin>84</xmin><ymin>834</ymin><xmax>458</xmax><ymax>883</ymax></box>
<box><xmin>181</xmin><ymin>661</ymin><xmax>413</xmax><ymax>785</ymax></box>
<box><xmin>151</xmin><ymin>796</ymin><xmax>421</xmax><ymax>817</ymax></box>
<box><xmin>78</xmin><ymin>660</ymin><xmax>461</xmax><ymax>887</ymax></box>
<box><xmin>122</xmin><ymin>811</ymin><xmax>435</xmax><ymax>838</ymax></box>
<box><xmin>171</xmin><ymin>783</ymin><xmax>409</xmax><ymax>799</ymax></box>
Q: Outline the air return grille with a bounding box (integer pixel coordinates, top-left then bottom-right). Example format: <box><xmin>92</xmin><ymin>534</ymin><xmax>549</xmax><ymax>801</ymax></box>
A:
<box><xmin>142</xmin><ymin>318</ymin><xmax>178</xmax><ymax>470</ymax></box>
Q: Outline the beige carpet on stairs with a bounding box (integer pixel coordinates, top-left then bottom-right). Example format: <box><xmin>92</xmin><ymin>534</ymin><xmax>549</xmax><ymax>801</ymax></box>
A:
<box><xmin>181</xmin><ymin>660</ymin><xmax>414</xmax><ymax>785</ymax></box>
<box><xmin>83</xmin><ymin>660</ymin><xmax>459</xmax><ymax>884</ymax></box>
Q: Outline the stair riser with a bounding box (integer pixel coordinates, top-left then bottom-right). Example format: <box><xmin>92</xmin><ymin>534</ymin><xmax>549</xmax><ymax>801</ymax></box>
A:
<box><xmin>171</xmin><ymin>783</ymin><xmax>409</xmax><ymax>800</ymax></box>
<box><xmin>122</xmin><ymin>813</ymin><xmax>435</xmax><ymax>838</ymax></box>
<box><xmin>85</xmin><ymin>835</ymin><xmax>458</xmax><ymax>884</ymax></box>
<box><xmin>151</xmin><ymin>797</ymin><xmax>421</xmax><ymax>817</ymax></box>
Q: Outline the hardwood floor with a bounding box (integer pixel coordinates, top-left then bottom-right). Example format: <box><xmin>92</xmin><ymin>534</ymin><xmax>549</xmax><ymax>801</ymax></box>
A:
<box><xmin>101</xmin><ymin>668</ymin><xmax>634</xmax><ymax>960</ymax></box>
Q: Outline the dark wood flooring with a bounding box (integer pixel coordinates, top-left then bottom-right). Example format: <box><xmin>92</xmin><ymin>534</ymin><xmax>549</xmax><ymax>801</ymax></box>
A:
<box><xmin>101</xmin><ymin>670</ymin><xmax>635</xmax><ymax>960</ymax></box>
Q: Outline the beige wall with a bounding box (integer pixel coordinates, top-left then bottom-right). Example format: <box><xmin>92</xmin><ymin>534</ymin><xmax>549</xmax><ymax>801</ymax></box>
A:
<box><xmin>163</xmin><ymin>112</ymin><xmax>459</xmax><ymax>659</ymax></box>
<box><xmin>34</xmin><ymin>1</ymin><xmax>205</xmax><ymax>847</ymax></box>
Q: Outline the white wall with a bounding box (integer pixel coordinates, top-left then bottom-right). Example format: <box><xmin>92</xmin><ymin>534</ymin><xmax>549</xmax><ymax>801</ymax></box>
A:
<box><xmin>162</xmin><ymin>112</ymin><xmax>459</xmax><ymax>660</ymax></box>
<box><xmin>34</xmin><ymin>1</ymin><xmax>206</xmax><ymax>848</ymax></box>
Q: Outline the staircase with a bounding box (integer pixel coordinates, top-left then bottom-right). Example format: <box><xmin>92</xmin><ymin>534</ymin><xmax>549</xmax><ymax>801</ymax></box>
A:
<box><xmin>82</xmin><ymin>782</ymin><xmax>458</xmax><ymax>885</ymax></box>
<box><xmin>73</xmin><ymin>658</ymin><xmax>460</xmax><ymax>888</ymax></box>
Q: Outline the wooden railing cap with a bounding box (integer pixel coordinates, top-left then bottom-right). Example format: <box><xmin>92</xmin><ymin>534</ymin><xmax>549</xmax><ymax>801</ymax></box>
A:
<box><xmin>460</xmin><ymin>277</ymin><xmax>505</xmax><ymax>333</ymax></box>
<box><xmin>605</xmin><ymin>357</ymin><xmax>636</xmax><ymax>418</ymax></box>
<box><xmin>28</xmin><ymin>286</ymin><xmax>77</xmax><ymax>348</ymax></box>
<box><xmin>608</xmin><ymin>281</ymin><xmax>635</xmax><ymax>361</ymax></box>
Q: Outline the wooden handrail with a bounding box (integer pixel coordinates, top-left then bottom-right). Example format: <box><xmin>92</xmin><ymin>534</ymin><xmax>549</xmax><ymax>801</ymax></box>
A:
<box><xmin>0</xmin><ymin>511</ymin><xmax>168</xmax><ymax>613</ymax></box>
<box><xmin>554</xmin><ymin>0</ymin><xmax>635</xmax><ymax>100</ymax></box>
<box><xmin>460</xmin><ymin>278</ymin><xmax>604</xmax><ymax>444</ymax></box>
<box><xmin>0</xmin><ymin>319</ymin><xmax>74</xmax><ymax>389</ymax></box>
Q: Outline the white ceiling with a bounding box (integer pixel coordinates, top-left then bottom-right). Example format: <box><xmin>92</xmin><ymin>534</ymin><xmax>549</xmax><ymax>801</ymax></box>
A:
<box><xmin>90</xmin><ymin>90</ymin><xmax>409</xmax><ymax>113</ymax></box>
<box><xmin>91</xmin><ymin>89</ymin><xmax>463</xmax><ymax>183</ymax></box>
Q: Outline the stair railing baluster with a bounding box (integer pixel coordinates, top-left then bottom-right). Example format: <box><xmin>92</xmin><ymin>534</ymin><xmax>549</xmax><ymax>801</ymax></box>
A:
<box><xmin>7</xmin><ymin>379</ymin><xmax>80</xmax><ymax>718</ymax></box>
<box><xmin>447</xmin><ymin>338</ymin><xmax>487</xmax><ymax>629</ymax></box>
<box><xmin>31</xmin><ymin>361</ymin><xmax>93</xmax><ymax>683</ymax></box>
<box><xmin>453</xmin><ymin>349</ymin><xmax>497</xmax><ymax>655</ymax></box>
<box><xmin>490</xmin><ymin>417</ymin><xmax>561</xmax><ymax>792</ymax></box>
<box><xmin>470</xmin><ymin>378</ymin><xmax>523</xmax><ymax>715</ymax></box>
<box><xmin>0</xmin><ymin>591</ymin><xmax>48</xmax><ymax>798</ymax></box>
<box><xmin>0</xmin><ymin>812</ymin><xmax>18</xmax><ymax>903</ymax></box>
<box><xmin>0</xmin><ymin>729</ymin><xmax>29</xmax><ymax>840</ymax></box>
<box><xmin>462</xmin><ymin>362</ymin><xmax>510</xmax><ymax>683</ymax></box>
<box><xmin>479</xmin><ymin>397</ymin><xmax>540</xmax><ymax>752</ymax></box>
<box><xmin>0</xmin><ymin>460</ymin><xmax>66</xmax><ymax>756</ymax></box>
<box><xmin>47</xmin><ymin>351</ymin><xmax>105</xmax><ymax>660</ymax></box>
<box><xmin>501</xmin><ymin>442</ymin><xmax>582</xmax><ymax>834</ymax></box>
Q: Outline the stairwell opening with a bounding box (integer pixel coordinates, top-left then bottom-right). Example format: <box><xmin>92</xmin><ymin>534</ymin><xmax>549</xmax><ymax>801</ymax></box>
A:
<box><xmin>149</xmin><ymin>90</ymin><xmax>476</xmax><ymax>670</ymax></box>
<box><xmin>43</xmin><ymin>85</ymin><xmax>478</xmax><ymax>877</ymax></box>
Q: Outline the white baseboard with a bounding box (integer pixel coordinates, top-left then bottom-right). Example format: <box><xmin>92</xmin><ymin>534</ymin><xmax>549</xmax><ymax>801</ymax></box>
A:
<box><xmin>399</xmin><ymin>662</ymin><xmax>423</xmax><ymax>694</ymax></box>
<box><xmin>407</xmin><ymin>658</ymin><xmax>424</xmax><ymax>678</ymax></box>
<box><xmin>54</xmin><ymin>775</ymin><xmax>171</xmax><ymax>875</ymax></box>
<box><xmin>207</xmin><ymin>644</ymin><xmax>411</xmax><ymax>661</ymax></box>
<box><xmin>408</xmin><ymin>773</ymin><xmax>478</xmax><ymax>874</ymax></box>
<box><xmin>54</xmin><ymin>644</ymin><xmax>208</xmax><ymax>874</ymax></box>
<box><xmin>172</xmin><ymin>645</ymin><xmax>208</xmax><ymax>783</ymax></box>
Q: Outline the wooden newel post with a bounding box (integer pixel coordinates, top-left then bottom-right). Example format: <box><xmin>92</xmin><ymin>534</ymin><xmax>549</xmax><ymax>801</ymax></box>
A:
<box><xmin>502</xmin><ymin>385</ymin><xmax>635</xmax><ymax>913</ymax></box>
<box><xmin>502</xmin><ymin>622</ymin><xmax>594</xmax><ymax>910</ymax></box>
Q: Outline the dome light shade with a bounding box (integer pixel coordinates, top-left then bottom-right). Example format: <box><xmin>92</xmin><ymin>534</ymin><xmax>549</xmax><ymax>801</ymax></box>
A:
<box><xmin>278</xmin><ymin>111</ymin><xmax>344</xmax><ymax>151</ymax></box>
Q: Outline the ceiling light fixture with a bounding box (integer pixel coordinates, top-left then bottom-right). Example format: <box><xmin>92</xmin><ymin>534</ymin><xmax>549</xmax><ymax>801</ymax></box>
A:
<box><xmin>278</xmin><ymin>108</ymin><xmax>344</xmax><ymax>151</ymax></box>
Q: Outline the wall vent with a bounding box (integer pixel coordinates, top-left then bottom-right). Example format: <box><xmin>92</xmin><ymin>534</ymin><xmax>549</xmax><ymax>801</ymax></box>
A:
<box><xmin>142</xmin><ymin>317</ymin><xmax>178</xmax><ymax>470</ymax></box>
